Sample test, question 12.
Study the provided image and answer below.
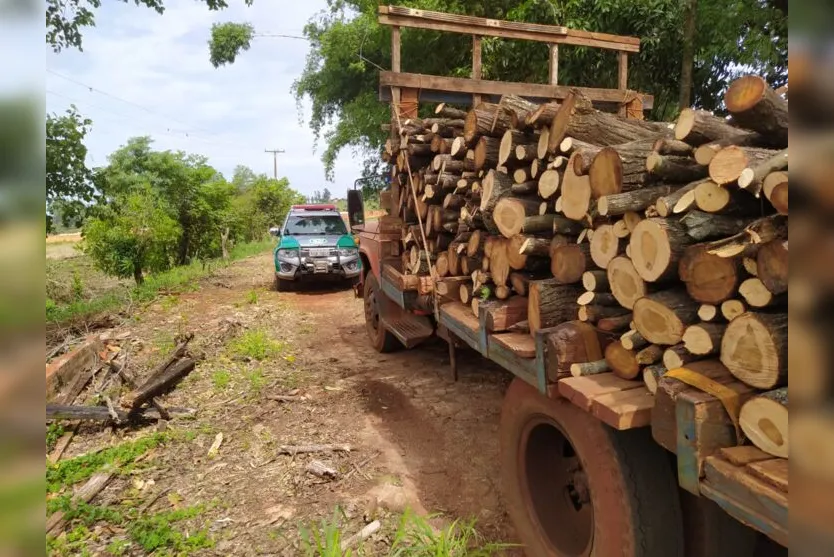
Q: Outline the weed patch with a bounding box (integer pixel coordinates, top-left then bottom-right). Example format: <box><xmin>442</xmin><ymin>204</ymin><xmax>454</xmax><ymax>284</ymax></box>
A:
<box><xmin>211</xmin><ymin>369</ymin><xmax>231</xmax><ymax>390</ymax></box>
<box><xmin>228</xmin><ymin>329</ymin><xmax>283</xmax><ymax>361</ymax></box>
<box><xmin>245</xmin><ymin>289</ymin><xmax>259</xmax><ymax>305</ymax></box>
<box><xmin>246</xmin><ymin>367</ymin><xmax>266</xmax><ymax>393</ymax></box>
<box><xmin>47</xmin><ymin>423</ymin><xmax>65</xmax><ymax>453</ymax></box>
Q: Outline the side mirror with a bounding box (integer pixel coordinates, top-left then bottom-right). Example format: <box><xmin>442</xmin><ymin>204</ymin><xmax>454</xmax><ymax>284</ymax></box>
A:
<box><xmin>347</xmin><ymin>189</ymin><xmax>365</xmax><ymax>229</ymax></box>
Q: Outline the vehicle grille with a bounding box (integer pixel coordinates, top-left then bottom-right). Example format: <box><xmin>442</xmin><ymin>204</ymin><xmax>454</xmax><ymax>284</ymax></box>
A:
<box><xmin>300</xmin><ymin>248</ymin><xmax>336</xmax><ymax>258</ymax></box>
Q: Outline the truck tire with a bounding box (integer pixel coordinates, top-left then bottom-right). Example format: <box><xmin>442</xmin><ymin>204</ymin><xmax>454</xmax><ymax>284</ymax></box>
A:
<box><xmin>274</xmin><ymin>275</ymin><xmax>293</xmax><ymax>292</ymax></box>
<box><xmin>363</xmin><ymin>272</ymin><xmax>399</xmax><ymax>353</ymax></box>
<box><xmin>500</xmin><ymin>378</ymin><xmax>684</xmax><ymax>557</ymax></box>
<box><xmin>680</xmin><ymin>490</ymin><xmax>757</xmax><ymax>557</ymax></box>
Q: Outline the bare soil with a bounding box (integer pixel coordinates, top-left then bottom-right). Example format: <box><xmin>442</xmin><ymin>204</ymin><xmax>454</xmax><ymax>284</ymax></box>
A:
<box><xmin>49</xmin><ymin>252</ymin><xmax>518</xmax><ymax>555</ymax></box>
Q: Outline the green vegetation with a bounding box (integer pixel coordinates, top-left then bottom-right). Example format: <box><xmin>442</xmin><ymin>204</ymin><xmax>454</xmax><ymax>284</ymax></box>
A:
<box><xmin>211</xmin><ymin>369</ymin><xmax>232</xmax><ymax>390</ymax></box>
<box><xmin>46</xmin><ymin>423</ymin><xmax>65</xmax><ymax>453</ymax></box>
<box><xmin>245</xmin><ymin>289</ymin><xmax>259</xmax><ymax>305</ymax></box>
<box><xmin>46</xmin><ymin>106</ymin><xmax>94</xmax><ymax>233</ymax></box>
<box><xmin>245</xmin><ymin>367</ymin><xmax>267</xmax><ymax>393</ymax></box>
<box><xmin>227</xmin><ymin>329</ymin><xmax>284</xmax><ymax>361</ymax></box>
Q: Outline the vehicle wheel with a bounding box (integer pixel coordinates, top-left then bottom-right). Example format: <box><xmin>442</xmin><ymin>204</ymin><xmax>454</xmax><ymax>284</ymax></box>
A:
<box><xmin>274</xmin><ymin>275</ymin><xmax>293</xmax><ymax>292</ymax></box>
<box><xmin>500</xmin><ymin>378</ymin><xmax>684</xmax><ymax>557</ymax></box>
<box><xmin>363</xmin><ymin>272</ymin><xmax>399</xmax><ymax>353</ymax></box>
<box><xmin>680</xmin><ymin>489</ymin><xmax>757</xmax><ymax>557</ymax></box>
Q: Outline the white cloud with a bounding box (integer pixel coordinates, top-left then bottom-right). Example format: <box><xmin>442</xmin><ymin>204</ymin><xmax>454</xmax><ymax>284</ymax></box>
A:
<box><xmin>45</xmin><ymin>0</ymin><xmax>367</xmax><ymax>198</ymax></box>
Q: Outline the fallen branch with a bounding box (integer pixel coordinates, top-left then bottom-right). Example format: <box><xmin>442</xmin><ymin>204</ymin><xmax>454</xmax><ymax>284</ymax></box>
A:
<box><xmin>46</xmin><ymin>470</ymin><xmax>114</xmax><ymax>534</ymax></box>
<box><xmin>269</xmin><ymin>394</ymin><xmax>308</xmax><ymax>403</ymax></box>
<box><xmin>277</xmin><ymin>444</ymin><xmax>352</xmax><ymax>456</ymax></box>
<box><xmin>120</xmin><ymin>358</ymin><xmax>195</xmax><ymax>411</ymax></box>
<box><xmin>306</xmin><ymin>459</ymin><xmax>339</xmax><ymax>479</ymax></box>
<box><xmin>341</xmin><ymin>520</ymin><xmax>382</xmax><ymax>551</ymax></box>
<box><xmin>46</xmin><ymin>404</ymin><xmax>196</xmax><ymax>422</ymax></box>
<box><xmin>111</xmin><ymin>357</ymin><xmax>171</xmax><ymax>420</ymax></box>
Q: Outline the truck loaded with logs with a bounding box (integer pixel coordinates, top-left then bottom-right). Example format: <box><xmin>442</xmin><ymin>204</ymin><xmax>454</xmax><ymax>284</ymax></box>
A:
<box><xmin>348</xmin><ymin>6</ymin><xmax>789</xmax><ymax>557</ymax></box>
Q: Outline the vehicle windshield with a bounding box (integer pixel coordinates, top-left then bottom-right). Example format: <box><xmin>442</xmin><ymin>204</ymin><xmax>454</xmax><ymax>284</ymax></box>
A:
<box><xmin>284</xmin><ymin>215</ymin><xmax>347</xmax><ymax>236</ymax></box>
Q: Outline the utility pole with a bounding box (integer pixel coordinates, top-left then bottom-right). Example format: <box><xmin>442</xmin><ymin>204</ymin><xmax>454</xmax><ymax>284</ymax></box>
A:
<box><xmin>264</xmin><ymin>148</ymin><xmax>285</xmax><ymax>179</ymax></box>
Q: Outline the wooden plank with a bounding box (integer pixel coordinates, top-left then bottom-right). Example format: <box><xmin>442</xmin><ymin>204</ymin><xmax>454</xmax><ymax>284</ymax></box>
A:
<box><xmin>487</xmin><ymin>334</ymin><xmax>539</xmax><ymax>386</ymax></box>
<box><xmin>701</xmin><ymin>456</ymin><xmax>788</xmax><ymax>547</ymax></box>
<box><xmin>492</xmin><ymin>332</ymin><xmax>536</xmax><ymax>359</ymax></box>
<box><xmin>618</xmin><ymin>51</ymin><xmax>628</xmax><ymax>89</ymax></box>
<box><xmin>379</xmin><ymin>72</ymin><xmax>654</xmax><ymax>109</ymax></box>
<box><xmin>46</xmin><ymin>470</ymin><xmax>114</xmax><ymax>534</ymax></box>
<box><xmin>747</xmin><ymin>459</ymin><xmax>788</xmax><ymax>493</ymax></box>
<box><xmin>558</xmin><ymin>373</ymin><xmax>642</xmax><ymax>412</ymax></box>
<box><xmin>592</xmin><ymin>386</ymin><xmax>654</xmax><ymax>430</ymax></box>
<box><xmin>548</xmin><ymin>44</ymin><xmax>559</xmax><ymax>85</ymax></box>
<box><xmin>472</xmin><ymin>35</ymin><xmax>482</xmax><ymax>106</ymax></box>
<box><xmin>391</xmin><ymin>25</ymin><xmax>401</xmax><ymax>72</ymax></box>
<box><xmin>439</xmin><ymin>302</ymin><xmax>483</xmax><ymax>354</ymax></box>
<box><xmin>378</xmin><ymin>6</ymin><xmax>641</xmax><ymax>52</ymax></box>
<box><xmin>719</xmin><ymin>445</ymin><xmax>774</xmax><ymax>467</ymax></box>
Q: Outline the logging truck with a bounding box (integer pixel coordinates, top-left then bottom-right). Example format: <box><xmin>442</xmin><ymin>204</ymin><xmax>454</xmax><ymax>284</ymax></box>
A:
<box><xmin>346</xmin><ymin>6</ymin><xmax>789</xmax><ymax>556</ymax></box>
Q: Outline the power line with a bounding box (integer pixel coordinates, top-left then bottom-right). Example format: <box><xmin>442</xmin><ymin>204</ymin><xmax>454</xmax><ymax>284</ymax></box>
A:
<box><xmin>255</xmin><ymin>33</ymin><xmax>309</xmax><ymax>40</ymax></box>
<box><xmin>46</xmin><ymin>69</ymin><xmax>216</xmax><ymax>135</ymax></box>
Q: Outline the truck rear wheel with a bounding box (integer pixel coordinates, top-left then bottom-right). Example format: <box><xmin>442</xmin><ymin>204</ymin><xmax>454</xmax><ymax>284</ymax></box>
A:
<box><xmin>363</xmin><ymin>273</ymin><xmax>398</xmax><ymax>353</ymax></box>
<box><xmin>500</xmin><ymin>378</ymin><xmax>684</xmax><ymax>557</ymax></box>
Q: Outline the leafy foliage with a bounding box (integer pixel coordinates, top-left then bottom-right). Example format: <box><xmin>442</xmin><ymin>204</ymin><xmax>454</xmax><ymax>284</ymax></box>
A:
<box><xmin>231</xmin><ymin>164</ymin><xmax>258</xmax><ymax>192</ymax></box>
<box><xmin>46</xmin><ymin>106</ymin><xmax>94</xmax><ymax>233</ymax></box>
<box><xmin>227</xmin><ymin>328</ymin><xmax>284</xmax><ymax>360</ymax></box>
<box><xmin>45</xmin><ymin>0</ymin><xmax>254</xmax><ymax>52</ymax></box>
<box><xmin>209</xmin><ymin>22</ymin><xmax>255</xmax><ymax>67</ymax></box>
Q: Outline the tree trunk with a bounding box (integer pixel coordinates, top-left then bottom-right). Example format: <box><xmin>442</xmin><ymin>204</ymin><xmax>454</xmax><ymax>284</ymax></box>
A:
<box><xmin>654</xmin><ymin>138</ymin><xmax>694</xmax><ymax>157</ymax></box>
<box><xmin>724</xmin><ymin>75</ymin><xmax>789</xmax><ymax>147</ymax></box>
<box><xmin>598</xmin><ymin>185</ymin><xmax>678</xmax><ymax>216</ymax></box>
<box><xmin>607</xmin><ymin>256</ymin><xmax>647</xmax><ymax>310</ymax></box>
<box><xmin>499</xmin><ymin>94</ymin><xmax>538</xmax><ymax>128</ymax></box>
<box><xmin>678</xmin><ymin>0</ymin><xmax>698</xmax><ymax>109</ymax></box>
<box><xmin>678</xmin><ymin>245</ymin><xmax>743</xmax><ymax>304</ymax></box>
<box><xmin>133</xmin><ymin>265</ymin><xmax>144</xmax><ymax>286</ymax></box>
<box><xmin>527</xmin><ymin>279</ymin><xmax>583</xmax><ymax>335</ymax></box>
<box><xmin>739</xmin><ymin>388</ymin><xmax>788</xmax><ymax>458</ymax></box>
<box><xmin>220</xmin><ymin>227</ymin><xmax>230</xmax><ymax>259</ymax></box>
<box><xmin>721</xmin><ymin>312</ymin><xmax>787</xmax><ymax>389</ymax></box>
<box><xmin>633</xmin><ymin>288</ymin><xmax>699</xmax><ymax>345</ymax></box>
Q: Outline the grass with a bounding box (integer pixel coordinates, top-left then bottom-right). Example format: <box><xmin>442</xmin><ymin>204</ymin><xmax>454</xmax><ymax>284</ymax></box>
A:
<box><xmin>245</xmin><ymin>289</ymin><xmax>259</xmax><ymax>305</ymax></box>
<box><xmin>211</xmin><ymin>369</ymin><xmax>232</xmax><ymax>390</ymax></box>
<box><xmin>46</xmin><ymin>239</ymin><xmax>275</xmax><ymax>326</ymax></box>
<box><xmin>227</xmin><ymin>329</ymin><xmax>284</xmax><ymax>361</ymax></box>
<box><xmin>246</xmin><ymin>367</ymin><xmax>266</xmax><ymax>393</ymax></box>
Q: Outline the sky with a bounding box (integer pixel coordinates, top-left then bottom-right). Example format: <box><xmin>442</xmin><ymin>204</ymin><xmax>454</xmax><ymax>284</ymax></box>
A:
<box><xmin>45</xmin><ymin>0</ymin><xmax>365</xmax><ymax>200</ymax></box>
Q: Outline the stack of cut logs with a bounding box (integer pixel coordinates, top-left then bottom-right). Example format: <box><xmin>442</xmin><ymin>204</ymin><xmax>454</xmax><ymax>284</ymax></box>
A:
<box><xmin>385</xmin><ymin>74</ymin><xmax>787</xmax><ymax>460</ymax></box>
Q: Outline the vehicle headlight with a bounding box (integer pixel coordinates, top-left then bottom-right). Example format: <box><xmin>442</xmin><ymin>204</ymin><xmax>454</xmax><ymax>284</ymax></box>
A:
<box><xmin>338</xmin><ymin>247</ymin><xmax>358</xmax><ymax>257</ymax></box>
<box><xmin>277</xmin><ymin>249</ymin><xmax>299</xmax><ymax>259</ymax></box>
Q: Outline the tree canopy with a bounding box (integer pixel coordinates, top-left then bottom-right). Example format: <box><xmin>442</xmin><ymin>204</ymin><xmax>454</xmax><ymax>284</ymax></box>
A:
<box><xmin>210</xmin><ymin>0</ymin><xmax>786</xmax><ymax>187</ymax></box>
<box><xmin>45</xmin><ymin>0</ymin><xmax>254</xmax><ymax>52</ymax></box>
<box><xmin>46</xmin><ymin>106</ymin><xmax>94</xmax><ymax>233</ymax></box>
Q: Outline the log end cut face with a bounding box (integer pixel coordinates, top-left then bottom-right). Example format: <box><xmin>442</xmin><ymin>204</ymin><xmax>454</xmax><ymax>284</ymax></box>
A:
<box><xmin>739</xmin><ymin>396</ymin><xmax>788</xmax><ymax>458</ymax></box>
<box><xmin>630</xmin><ymin>220</ymin><xmax>671</xmax><ymax>282</ymax></box>
<box><xmin>673</xmin><ymin>107</ymin><xmax>696</xmax><ymax>141</ymax></box>
<box><xmin>720</xmin><ymin>313</ymin><xmax>783</xmax><ymax>389</ymax></box>
<box><xmin>608</xmin><ymin>256</ymin><xmax>646</xmax><ymax>310</ymax></box>
<box><xmin>633</xmin><ymin>297</ymin><xmax>686</xmax><ymax>345</ymax></box>
<box><xmin>724</xmin><ymin>75</ymin><xmax>767</xmax><ymax>113</ymax></box>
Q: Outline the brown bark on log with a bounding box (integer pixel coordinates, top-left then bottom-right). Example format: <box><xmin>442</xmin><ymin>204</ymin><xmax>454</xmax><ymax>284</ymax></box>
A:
<box><xmin>484</xmin><ymin>296</ymin><xmax>529</xmax><ymax>332</ymax></box>
<box><xmin>499</xmin><ymin>94</ymin><xmax>538</xmax><ymax>127</ymax></box>
<box><xmin>702</xmin><ymin>214</ymin><xmax>786</xmax><ymax>259</ymax></box>
<box><xmin>737</xmin><ymin>149</ymin><xmax>788</xmax><ymax>196</ymax></box>
<box><xmin>464</xmin><ymin>102</ymin><xmax>517</xmax><ymax>144</ymax></box>
<box><xmin>582</xmin><ymin>270</ymin><xmax>609</xmax><ymax>292</ymax></box>
<box><xmin>721</xmin><ymin>311</ymin><xmax>787</xmax><ymax>389</ymax></box>
<box><xmin>543</xmin><ymin>321</ymin><xmax>605</xmax><ymax>381</ymax></box>
<box><xmin>645</xmin><ymin>153</ymin><xmax>708</xmax><ymax>183</ymax></box>
<box><xmin>514</xmin><ymin>143</ymin><xmax>539</xmax><ymax>163</ymax></box>
<box><xmin>708</xmin><ymin>146</ymin><xmax>778</xmax><ymax>186</ymax></box>
<box><xmin>588</xmin><ymin>140</ymin><xmax>656</xmax><ymax>198</ymax></box>
<box><xmin>756</xmin><ymin>239</ymin><xmax>788</xmax><ymax>295</ymax></box>
<box><xmin>596</xmin><ymin>313</ymin><xmax>634</xmax><ymax>332</ymax></box>
<box><xmin>550</xmin><ymin>236</ymin><xmax>591</xmax><ymax>284</ymax></box>
<box><xmin>519</xmin><ymin>214</ymin><xmax>584</xmax><ymax>236</ymax></box>
<box><xmin>443</xmin><ymin>193</ymin><xmax>466</xmax><ymax>211</ymax></box>
<box><xmin>408</xmin><ymin>143</ymin><xmax>433</xmax><ymax>157</ymax></box>
<box><xmin>607</xmin><ymin>256</ymin><xmax>647</xmax><ymax>310</ymax></box>
<box><xmin>527</xmin><ymin>101</ymin><xmax>561</xmax><ymax>127</ymax></box>
<box><xmin>511</xmin><ymin>181</ymin><xmax>538</xmax><ymax>195</ymax></box>
<box><xmin>621</xmin><ymin>329</ymin><xmax>648</xmax><ymax>351</ymax></box>
<box><xmin>678</xmin><ymin>245</ymin><xmax>743</xmax><ymax>304</ymax></box>
<box><xmin>431</xmin><ymin>135</ymin><xmax>453</xmax><ymax>154</ymax></box>
<box><xmin>724</xmin><ymin>75</ymin><xmax>789</xmax><ymax>147</ymax></box>
<box><xmin>633</xmin><ymin>288</ymin><xmax>700</xmax><ymax>345</ymax></box>
<box><xmin>674</xmin><ymin>108</ymin><xmax>750</xmax><ymax>146</ymax></box>
<box><xmin>682</xmin><ymin>322</ymin><xmax>726</xmax><ymax>356</ymax></box>
<box><xmin>494</xmin><ymin>197</ymin><xmax>542</xmax><ymax>238</ymax></box>
<box><xmin>679</xmin><ymin>211</ymin><xmax>754</xmax><ymax>242</ymax></box>
<box><xmin>630</xmin><ymin>217</ymin><xmax>695</xmax><ymax>282</ymax></box>
<box><xmin>655</xmin><ymin>179</ymin><xmax>707</xmax><ymax>217</ymax></box>
<box><xmin>120</xmin><ymin>358</ymin><xmax>195</xmax><ymax>411</ymax></box>
<box><xmin>432</xmin><ymin>154</ymin><xmax>466</xmax><ymax>174</ymax></box>
<box><xmin>527</xmin><ymin>279</ymin><xmax>583</xmax><ymax>335</ymax></box>
<box><xmin>693</xmin><ymin>132</ymin><xmax>767</xmax><ymax>165</ymax></box>
<box><xmin>653</xmin><ymin>138</ymin><xmax>694</xmax><ymax>157</ymax></box>
<box><xmin>435</xmin><ymin>103</ymin><xmax>468</xmax><ymax>119</ymax></box>
<box><xmin>474</xmin><ymin>136</ymin><xmax>501</xmax><ymax>171</ymax></box>
<box><xmin>479</xmin><ymin>170</ymin><xmax>514</xmax><ymax>234</ymax></box>
<box><xmin>598</xmin><ymin>185</ymin><xmax>678</xmax><ymax>216</ymax></box>
<box><xmin>578</xmin><ymin>304</ymin><xmax>631</xmax><ymax>324</ymax></box>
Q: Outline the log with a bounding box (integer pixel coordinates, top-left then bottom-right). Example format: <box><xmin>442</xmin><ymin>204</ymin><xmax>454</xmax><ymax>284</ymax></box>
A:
<box><xmin>484</xmin><ymin>296</ymin><xmax>528</xmax><ymax>332</ymax></box>
<box><xmin>607</xmin><ymin>256</ymin><xmax>647</xmax><ymax>310</ymax></box>
<box><xmin>570</xmin><ymin>359</ymin><xmax>611</xmax><ymax>377</ymax></box>
<box><xmin>498</xmin><ymin>130</ymin><xmax>529</xmax><ymax>166</ymax></box>
<box><xmin>443</xmin><ymin>193</ymin><xmax>466</xmax><ymax>211</ymax></box>
<box><xmin>306</xmin><ymin>460</ymin><xmax>339</xmax><ymax>479</ymax></box>
<box><xmin>436</xmin><ymin>276</ymin><xmax>471</xmax><ymax>297</ymax></box>
<box><xmin>636</xmin><ymin>344</ymin><xmax>664</xmax><ymax>365</ymax></box>
<box><xmin>724</xmin><ymin>75</ymin><xmax>788</xmax><ymax>147</ymax></box>
<box><xmin>511</xmin><ymin>181</ymin><xmax>538</xmax><ymax>196</ymax></box>
<box><xmin>678</xmin><ymin>246</ymin><xmax>742</xmax><ymax>304</ymax></box>
<box><xmin>662</xmin><ymin>344</ymin><xmax>700</xmax><ymax>370</ymax></box>
<box><xmin>543</xmin><ymin>321</ymin><xmax>607</xmax><ymax>380</ymax></box>
<box><xmin>514</xmin><ymin>144</ymin><xmax>538</xmax><ymax>164</ymax></box>
<box><xmin>464</xmin><ymin>102</ymin><xmax>517</xmax><ymax>143</ymax></box>
<box><xmin>46</xmin><ymin>470</ymin><xmax>114</xmax><ymax>534</ymax></box>
<box><xmin>494</xmin><ymin>197</ymin><xmax>544</xmax><ymax>239</ymax></box>
<box><xmin>582</xmin><ymin>270</ymin><xmax>609</xmax><ymax>292</ymax></box>
<box><xmin>679</xmin><ymin>211</ymin><xmax>753</xmax><ymax>242</ymax></box>
<box><xmin>674</xmin><ymin>108</ymin><xmax>748</xmax><ymax>146</ymax></box>
<box><xmin>587</xmin><ymin>140</ymin><xmax>656</xmax><ymax>198</ymax></box>
<box><xmin>739</xmin><ymin>388</ymin><xmax>788</xmax><ymax>458</ymax></box>
<box><xmin>459</xmin><ymin>282</ymin><xmax>474</xmax><ymax>304</ymax></box>
<box><xmin>509</xmin><ymin>271</ymin><xmax>545</xmax><ymax>296</ymax></box>
<box><xmin>682</xmin><ymin>322</ymin><xmax>726</xmax><ymax>356</ymax></box>
<box><xmin>612</xmin><ymin>219</ymin><xmax>630</xmax><ymax>239</ymax></box>
<box><xmin>762</xmin><ymin>171</ymin><xmax>788</xmax><ymax>214</ymax></box>
<box><xmin>408</xmin><ymin>143</ymin><xmax>433</xmax><ymax>156</ymax></box>
<box><xmin>708</xmin><ymin>146</ymin><xmax>777</xmax><ymax>185</ymax></box>
<box><xmin>560</xmin><ymin>163</ymin><xmax>592</xmax><ymax>221</ymax></box>
<box><xmin>550</xmin><ymin>236</ymin><xmax>591</xmax><ymax>284</ymax></box>
<box><xmin>431</xmin><ymin>119</ymin><xmax>465</xmax><ymax>138</ymax></box>
<box><xmin>480</xmin><ymin>170</ymin><xmax>514</xmax><ymax>234</ymax></box>
<box><xmin>527</xmin><ymin>279</ymin><xmax>583</xmax><ymax>334</ymax></box>
<box><xmin>526</xmin><ymin>101</ymin><xmax>560</xmax><ymax>127</ymax></box>
<box><xmin>499</xmin><ymin>94</ymin><xmax>538</xmax><ymax>128</ymax></box>
<box><xmin>570</xmin><ymin>141</ymin><xmax>604</xmax><ymax>175</ymax></box>
<box><xmin>653</xmin><ymin>138</ymin><xmax>694</xmax><ymax>157</ymax></box>
<box><xmin>432</xmin><ymin>154</ymin><xmax>466</xmax><ymax>174</ymax></box>
<box><xmin>697</xmin><ymin>304</ymin><xmax>720</xmax><ymax>322</ymax></box>
<box><xmin>720</xmin><ymin>312</ymin><xmax>787</xmax><ymax>389</ymax></box>
<box><xmin>578</xmin><ymin>305</ymin><xmax>631</xmax><ymax>324</ymax></box>
<box><xmin>645</xmin><ymin>153</ymin><xmax>708</xmax><ymax>183</ymax></box>
<box><xmin>474</xmin><ymin>136</ymin><xmax>501</xmax><ymax>171</ymax></box>
<box><xmin>642</xmin><ymin>364</ymin><xmax>668</xmax><ymax>395</ymax></box>
<box><xmin>655</xmin><ymin>179</ymin><xmax>706</xmax><ymax>217</ymax></box>
<box><xmin>703</xmin><ymin>214</ymin><xmax>786</xmax><ymax>258</ymax></box>
<box><xmin>120</xmin><ymin>358</ymin><xmax>195</xmax><ymax>411</ymax></box>
<box><xmin>522</xmin><ymin>214</ymin><xmax>584</xmax><ymax>236</ymax></box>
<box><xmin>450</xmin><ymin>136</ymin><xmax>467</xmax><ymax>158</ymax></box>
<box><xmin>693</xmin><ymin>132</ymin><xmax>766</xmax><ymax>165</ymax></box>
<box><xmin>738</xmin><ymin>277</ymin><xmax>786</xmax><ymax>309</ymax></box>
<box><xmin>633</xmin><ymin>289</ymin><xmax>699</xmax><ymax>345</ymax></box>
<box><xmin>720</xmin><ymin>299</ymin><xmax>746</xmax><ymax>321</ymax></box>
<box><xmin>577</xmin><ymin>291</ymin><xmax>618</xmax><ymax>307</ymax></box>
<box><xmin>537</xmin><ymin>169</ymin><xmax>561</xmax><ymax>199</ymax></box>
<box><xmin>46</xmin><ymin>404</ymin><xmax>195</xmax><ymax>422</ymax></box>
<box><xmin>278</xmin><ymin>444</ymin><xmax>352</xmax><ymax>455</ymax></box>
<box><xmin>589</xmin><ymin>224</ymin><xmax>622</xmax><ymax>270</ymax></box>
<box><xmin>756</xmin><ymin>239</ymin><xmax>788</xmax><ymax>295</ymax></box>
<box><xmin>605</xmin><ymin>341</ymin><xmax>640</xmax><ymax>380</ymax></box>
<box><xmin>630</xmin><ymin>218</ymin><xmax>695</xmax><ymax>282</ymax></box>
<box><xmin>435</xmin><ymin>252</ymin><xmax>450</xmax><ymax>277</ymax></box>
<box><xmin>623</xmin><ymin>211</ymin><xmax>642</xmax><ymax>234</ymax></box>
<box><xmin>512</xmin><ymin>166</ymin><xmax>532</xmax><ymax>184</ymax></box>
<box><xmin>620</xmin><ymin>329</ymin><xmax>648</xmax><ymax>351</ymax></box>
<box><xmin>597</xmin><ymin>185</ymin><xmax>677</xmax><ymax>216</ymax></box>
<box><xmin>596</xmin><ymin>313</ymin><xmax>634</xmax><ymax>332</ymax></box>
<box><xmin>431</xmin><ymin>135</ymin><xmax>453</xmax><ymax>154</ymax></box>
<box><xmin>435</xmin><ymin>103</ymin><xmax>468</xmax><ymax>119</ymax></box>
<box><xmin>692</xmin><ymin>179</ymin><xmax>761</xmax><ymax>215</ymax></box>
<box><xmin>537</xmin><ymin>126</ymin><xmax>551</xmax><ymax>159</ymax></box>
<box><xmin>467</xmin><ymin>229</ymin><xmax>485</xmax><ymax>257</ymax></box>
<box><xmin>737</xmin><ymin>149</ymin><xmax>788</xmax><ymax>195</ymax></box>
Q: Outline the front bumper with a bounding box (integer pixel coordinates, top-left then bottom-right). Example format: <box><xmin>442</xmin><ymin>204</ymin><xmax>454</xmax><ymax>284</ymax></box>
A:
<box><xmin>275</xmin><ymin>253</ymin><xmax>361</xmax><ymax>280</ymax></box>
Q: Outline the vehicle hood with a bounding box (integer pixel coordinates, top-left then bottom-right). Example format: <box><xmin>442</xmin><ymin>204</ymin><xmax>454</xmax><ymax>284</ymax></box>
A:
<box><xmin>278</xmin><ymin>234</ymin><xmax>356</xmax><ymax>249</ymax></box>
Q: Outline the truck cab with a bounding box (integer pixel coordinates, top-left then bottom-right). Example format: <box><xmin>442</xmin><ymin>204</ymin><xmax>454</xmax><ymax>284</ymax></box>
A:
<box><xmin>272</xmin><ymin>204</ymin><xmax>361</xmax><ymax>291</ymax></box>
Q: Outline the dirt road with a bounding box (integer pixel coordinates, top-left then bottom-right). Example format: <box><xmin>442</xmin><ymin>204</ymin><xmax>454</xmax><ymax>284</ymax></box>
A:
<box><xmin>51</xmin><ymin>251</ymin><xmax>517</xmax><ymax>554</ymax></box>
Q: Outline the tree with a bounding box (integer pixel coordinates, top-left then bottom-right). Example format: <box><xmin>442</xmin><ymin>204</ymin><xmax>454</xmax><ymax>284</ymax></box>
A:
<box><xmin>46</xmin><ymin>106</ymin><xmax>94</xmax><ymax>233</ymax></box>
<box><xmin>231</xmin><ymin>164</ymin><xmax>257</xmax><ymax>192</ymax></box>
<box><xmin>211</xmin><ymin>0</ymin><xmax>786</xmax><ymax>188</ymax></box>
<box><xmin>320</xmin><ymin>187</ymin><xmax>332</xmax><ymax>203</ymax></box>
<box><xmin>46</xmin><ymin>0</ymin><xmax>254</xmax><ymax>52</ymax></box>
<box><xmin>83</xmin><ymin>184</ymin><xmax>180</xmax><ymax>285</ymax></box>
<box><xmin>209</xmin><ymin>22</ymin><xmax>255</xmax><ymax>68</ymax></box>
